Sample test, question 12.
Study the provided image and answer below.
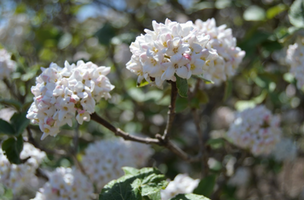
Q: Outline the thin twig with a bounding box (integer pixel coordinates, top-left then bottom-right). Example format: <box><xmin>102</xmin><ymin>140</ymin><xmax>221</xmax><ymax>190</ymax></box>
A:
<box><xmin>35</xmin><ymin>168</ymin><xmax>49</xmax><ymax>181</ymax></box>
<box><xmin>90</xmin><ymin>112</ymin><xmax>202</xmax><ymax>162</ymax></box>
<box><xmin>162</xmin><ymin>81</ymin><xmax>178</xmax><ymax>141</ymax></box>
<box><xmin>91</xmin><ymin>112</ymin><xmax>160</xmax><ymax>144</ymax></box>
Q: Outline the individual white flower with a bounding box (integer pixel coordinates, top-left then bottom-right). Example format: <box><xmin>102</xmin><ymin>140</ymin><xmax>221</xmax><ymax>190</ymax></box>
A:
<box><xmin>31</xmin><ymin>167</ymin><xmax>94</xmax><ymax>200</ymax></box>
<box><xmin>81</xmin><ymin>138</ymin><xmax>153</xmax><ymax>191</ymax></box>
<box><xmin>227</xmin><ymin>105</ymin><xmax>282</xmax><ymax>156</ymax></box>
<box><xmin>126</xmin><ymin>18</ymin><xmax>221</xmax><ymax>88</ymax></box>
<box><xmin>26</xmin><ymin>60</ymin><xmax>115</xmax><ymax>139</ymax></box>
<box><xmin>161</xmin><ymin>174</ymin><xmax>199</xmax><ymax>200</ymax></box>
<box><xmin>0</xmin><ymin>143</ymin><xmax>46</xmax><ymax>194</ymax></box>
<box><xmin>228</xmin><ymin>167</ymin><xmax>251</xmax><ymax>187</ymax></box>
<box><xmin>286</xmin><ymin>37</ymin><xmax>304</xmax><ymax>90</ymax></box>
<box><xmin>271</xmin><ymin>137</ymin><xmax>297</xmax><ymax>162</ymax></box>
<box><xmin>0</xmin><ymin>49</ymin><xmax>16</xmax><ymax>80</ymax></box>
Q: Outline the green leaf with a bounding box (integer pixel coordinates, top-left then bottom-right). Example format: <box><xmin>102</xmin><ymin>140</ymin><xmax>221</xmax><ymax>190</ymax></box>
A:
<box><xmin>2</xmin><ymin>135</ymin><xmax>23</xmax><ymax>164</ymax></box>
<box><xmin>175</xmin><ymin>96</ymin><xmax>188</xmax><ymax>113</ymax></box>
<box><xmin>289</xmin><ymin>0</ymin><xmax>304</xmax><ymax>28</ymax></box>
<box><xmin>243</xmin><ymin>5</ymin><xmax>266</xmax><ymax>21</ymax></box>
<box><xmin>170</xmin><ymin>193</ymin><xmax>210</xmax><ymax>200</ymax></box>
<box><xmin>100</xmin><ymin>167</ymin><xmax>168</xmax><ymax>200</ymax></box>
<box><xmin>146</xmin><ymin>191</ymin><xmax>161</xmax><ymax>200</ymax></box>
<box><xmin>95</xmin><ymin>23</ymin><xmax>117</xmax><ymax>46</ymax></box>
<box><xmin>175</xmin><ymin>75</ymin><xmax>188</xmax><ymax>98</ymax></box>
<box><xmin>195</xmin><ymin>74</ymin><xmax>214</xmax><ymax>84</ymax></box>
<box><xmin>137</xmin><ymin>79</ymin><xmax>149</xmax><ymax>87</ymax></box>
<box><xmin>123</xmin><ymin>166</ymin><xmax>140</xmax><ymax>176</ymax></box>
<box><xmin>0</xmin><ymin>119</ymin><xmax>15</xmax><ymax>136</ymax></box>
<box><xmin>195</xmin><ymin>90</ymin><xmax>209</xmax><ymax>104</ymax></box>
<box><xmin>193</xmin><ymin>174</ymin><xmax>217</xmax><ymax>197</ymax></box>
<box><xmin>266</xmin><ymin>4</ymin><xmax>287</xmax><ymax>19</ymax></box>
<box><xmin>0</xmin><ymin>99</ymin><xmax>22</xmax><ymax>110</ymax></box>
<box><xmin>223</xmin><ymin>80</ymin><xmax>232</xmax><ymax>101</ymax></box>
<box><xmin>207</xmin><ymin>138</ymin><xmax>225</xmax><ymax>149</ymax></box>
<box><xmin>10</xmin><ymin>112</ymin><xmax>30</xmax><ymax>136</ymax></box>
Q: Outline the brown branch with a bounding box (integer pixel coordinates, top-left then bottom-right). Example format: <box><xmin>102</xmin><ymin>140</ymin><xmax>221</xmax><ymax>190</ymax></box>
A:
<box><xmin>91</xmin><ymin>112</ymin><xmax>202</xmax><ymax>162</ymax></box>
<box><xmin>91</xmin><ymin>112</ymin><xmax>160</xmax><ymax>144</ymax></box>
<box><xmin>35</xmin><ymin>168</ymin><xmax>49</xmax><ymax>181</ymax></box>
<box><xmin>162</xmin><ymin>81</ymin><xmax>177</xmax><ymax>141</ymax></box>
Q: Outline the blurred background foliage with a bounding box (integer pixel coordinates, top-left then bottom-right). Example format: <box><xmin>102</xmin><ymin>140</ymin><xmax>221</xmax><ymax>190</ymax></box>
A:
<box><xmin>1</xmin><ymin>0</ymin><xmax>304</xmax><ymax>199</ymax></box>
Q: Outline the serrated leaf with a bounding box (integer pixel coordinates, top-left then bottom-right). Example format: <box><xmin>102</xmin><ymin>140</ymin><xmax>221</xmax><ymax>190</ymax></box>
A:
<box><xmin>175</xmin><ymin>75</ymin><xmax>188</xmax><ymax>98</ymax></box>
<box><xmin>0</xmin><ymin>119</ymin><xmax>15</xmax><ymax>135</ymax></box>
<box><xmin>289</xmin><ymin>0</ymin><xmax>304</xmax><ymax>28</ymax></box>
<box><xmin>170</xmin><ymin>193</ymin><xmax>210</xmax><ymax>200</ymax></box>
<box><xmin>2</xmin><ymin>135</ymin><xmax>23</xmax><ymax>164</ymax></box>
<box><xmin>100</xmin><ymin>167</ymin><xmax>168</xmax><ymax>200</ymax></box>
<box><xmin>10</xmin><ymin>112</ymin><xmax>30</xmax><ymax>136</ymax></box>
<box><xmin>0</xmin><ymin>99</ymin><xmax>22</xmax><ymax>110</ymax></box>
<box><xmin>193</xmin><ymin>174</ymin><xmax>216</xmax><ymax>197</ymax></box>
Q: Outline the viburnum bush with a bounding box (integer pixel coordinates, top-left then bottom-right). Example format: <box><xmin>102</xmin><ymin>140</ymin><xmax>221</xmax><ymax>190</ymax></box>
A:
<box><xmin>1</xmin><ymin>0</ymin><xmax>304</xmax><ymax>199</ymax></box>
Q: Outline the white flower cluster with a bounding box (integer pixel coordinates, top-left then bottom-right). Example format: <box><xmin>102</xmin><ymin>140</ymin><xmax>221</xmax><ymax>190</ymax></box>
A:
<box><xmin>271</xmin><ymin>137</ymin><xmax>297</xmax><ymax>162</ymax></box>
<box><xmin>0</xmin><ymin>49</ymin><xmax>16</xmax><ymax>80</ymax></box>
<box><xmin>227</xmin><ymin>105</ymin><xmax>282</xmax><ymax>156</ymax></box>
<box><xmin>161</xmin><ymin>174</ymin><xmax>199</xmax><ymax>200</ymax></box>
<box><xmin>126</xmin><ymin>18</ymin><xmax>244</xmax><ymax>88</ymax></box>
<box><xmin>195</xmin><ymin>18</ymin><xmax>245</xmax><ymax>86</ymax></box>
<box><xmin>286</xmin><ymin>37</ymin><xmax>304</xmax><ymax>90</ymax></box>
<box><xmin>0</xmin><ymin>143</ymin><xmax>46</xmax><ymax>193</ymax></box>
<box><xmin>32</xmin><ymin>167</ymin><xmax>94</xmax><ymax>200</ymax></box>
<box><xmin>81</xmin><ymin>139</ymin><xmax>153</xmax><ymax>191</ymax></box>
<box><xmin>26</xmin><ymin>60</ymin><xmax>115</xmax><ymax>139</ymax></box>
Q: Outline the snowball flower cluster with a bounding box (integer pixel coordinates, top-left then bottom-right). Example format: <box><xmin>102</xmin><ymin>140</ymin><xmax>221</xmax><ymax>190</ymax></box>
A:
<box><xmin>161</xmin><ymin>174</ymin><xmax>199</xmax><ymax>200</ymax></box>
<box><xmin>127</xmin><ymin>18</ymin><xmax>218</xmax><ymax>88</ymax></box>
<box><xmin>0</xmin><ymin>49</ymin><xmax>16</xmax><ymax>80</ymax></box>
<box><xmin>81</xmin><ymin>138</ymin><xmax>153</xmax><ymax>191</ymax></box>
<box><xmin>227</xmin><ymin>105</ymin><xmax>282</xmax><ymax>156</ymax></box>
<box><xmin>32</xmin><ymin>167</ymin><xmax>94</xmax><ymax>200</ymax></box>
<box><xmin>0</xmin><ymin>143</ymin><xmax>46</xmax><ymax>193</ymax></box>
<box><xmin>126</xmin><ymin>18</ymin><xmax>244</xmax><ymax>88</ymax></box>
<box><xmin>26</xmin><ymin>60</ymin><xmax>114</xmax><ymax>139</ymax></box>
<box><xmin>271</xmin><ymin>137</ymin><xmax>297</xmax><ymax>162</ymax></box>
<box><xmin>195</xmin><ymin>18</ymin><xmax>245</xmax><ymax>86</ymax></box>
<box><xmin>286</xmin><ymin>37</ymin><xmax>304</xmax><ymax>90</ymax></box>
